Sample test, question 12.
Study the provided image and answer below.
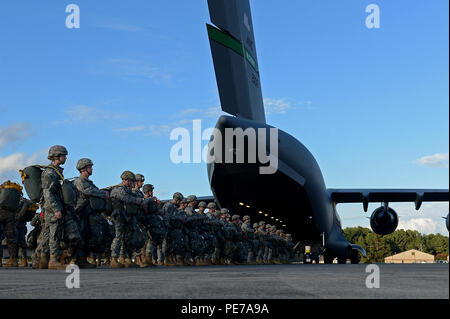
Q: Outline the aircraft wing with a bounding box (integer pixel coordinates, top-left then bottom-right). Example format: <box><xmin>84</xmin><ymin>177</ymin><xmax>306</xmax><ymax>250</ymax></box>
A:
<box><xmin>161</xmin><ymin>196</ymin><xmax>216</xmax><ymax>204</ymax></box>
<box><xmin>196</xmin><ymin>195</ymin><xmax>216</xmax><ymax>204</ymax></box>
<box><xmin>327</xmin><ymin>188</ymin><xmax>449</xmax><ymax>212</ymax></box>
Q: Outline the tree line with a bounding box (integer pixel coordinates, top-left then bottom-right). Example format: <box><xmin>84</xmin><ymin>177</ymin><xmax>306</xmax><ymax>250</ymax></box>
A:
<box><xmin>343</xmin><ymin>227</ymin><xmax>449</xmax><ymax>263</ymax></box>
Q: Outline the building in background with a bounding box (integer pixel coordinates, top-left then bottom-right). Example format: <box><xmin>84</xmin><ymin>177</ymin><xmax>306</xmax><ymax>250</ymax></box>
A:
<box><xmin>384</xmin><ymin>249</ymin><xmax>435</xmax><ymax>264</ymax></box>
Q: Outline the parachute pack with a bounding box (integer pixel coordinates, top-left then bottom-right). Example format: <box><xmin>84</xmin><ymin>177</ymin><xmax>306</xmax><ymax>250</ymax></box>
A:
<box><xmin>19</xmin><ymin>165</ymin><xmax>78</xmax><ymax>207</ymax></box>
<box><xmin>0</xmin><ymin>181</ymin><xmax>22</xmax><ymax>211</ymax></box>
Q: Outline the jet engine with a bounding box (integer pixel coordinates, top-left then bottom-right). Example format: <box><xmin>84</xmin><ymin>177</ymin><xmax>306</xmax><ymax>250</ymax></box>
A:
<box><xmin>370</xmin><ymin>204</ymin><xmax>399</xmax><ymax>235</ymax></box>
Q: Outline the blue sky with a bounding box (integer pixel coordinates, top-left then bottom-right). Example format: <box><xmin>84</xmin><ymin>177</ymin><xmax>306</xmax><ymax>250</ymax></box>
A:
<box><xmin>0</xmin><ymin>1</ymin><xmax>448</xmax><ymax>234</ymax></box>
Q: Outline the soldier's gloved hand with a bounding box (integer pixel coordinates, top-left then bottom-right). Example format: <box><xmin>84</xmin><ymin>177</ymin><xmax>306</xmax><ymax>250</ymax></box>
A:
<box><xmin>55</xmin><ymin>211</ymin><xmax>62</xmax><ymax>219</ymax></box>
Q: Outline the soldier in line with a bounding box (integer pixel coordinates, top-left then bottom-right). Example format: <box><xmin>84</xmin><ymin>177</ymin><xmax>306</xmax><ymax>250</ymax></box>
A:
<box><xmin>73</xmin><ymin>158</ymin><xmax>109</xmax><ymax>268</ymax></box>
<box><xmin>109</xmin><ymin>171</ymin><xmax>143</xmax><ymax>268</ymax></box>
<box><xmin>0</xmin><ymin>181</ymin><xmax>20</xmax><ymax>267</ymax></box>
<box><xmin>164</xmin><ymin>194</ymin><xmax>188</xmax><ymax>266</ymax></box>
<box><xmin>241</xmin><ymin>215</ymin><xmax>256</xmax><ymax>264</ymax></box>
<box><xmin>141</xmin><ymin>183</ymin><xmax>163</xmax><ymax>266</ymax></box>
<box><xmin>0</xmin><ymin>224</ymin><xmax>4</xmax><ymax>267</ymax></box>
<box><xmin>132</xmin><ymin>173</ymin><xmax>149</xmax><ymax>268</ymax></box>
<box><xmin>40</xmin><ymin>145</ymin><xmax>81</xmax><ymax>270</ymax></box>
<box><xmin>15</xmin><ymin>197</ymin><xmax>38</xmax><ymax>267</ymax></box>
<box><xmin>161</xmin><ymin>192</ymin><xmax>183</xmax><ymax>266</ymax></box>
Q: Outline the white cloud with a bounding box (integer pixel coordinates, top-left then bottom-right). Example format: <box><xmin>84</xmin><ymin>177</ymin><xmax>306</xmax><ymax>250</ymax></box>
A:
<box><xmin>63</xmin><ymin>105</ymin><xmax>129</xmax><ymax>123</ymax></box>
<box><xmin>178</xmin><ymin>106</ymin><xmax>223</xmax><ymax>118</ymax></box>
<box><xmin>263</xmin><ymin>98</ymin><xmax>292</xmax><ymax>115</ymax></box>
<box><xmin>0</xmin><ymin>150</ymin><xmax>47</xmax><ymax>183</ymax></box>
<box><xmin>149</xmin><ymin>124</ymin><xmax>172</xmax><ymax>136</ymax></box>
<box><xmin>107</xmin><ymin>58</ymin><xmax>171</xmax><ymax>83</ymax></box>
<box><xmin>415</xmin><ymin>152</ymin><xmax>449</xmax><ymax>168</ymax></box>
<box><xmin>116</xmin><ymin>125</ymin><xmax>146</xmax><ymax>132</ymax></box>
<box><xmin>0</xmin><ymin>123</ymin><xmax>33</xmax><ymax>149</ymax></box>
<box><xmin>398</xmin><ymin>218</ymin><xmax>440</xmax><ymax>235</ymax></box>
<box><xmin>394</xmin><ymin>202</ymin><xmax>449</xmax><ymax>235</ymax></box>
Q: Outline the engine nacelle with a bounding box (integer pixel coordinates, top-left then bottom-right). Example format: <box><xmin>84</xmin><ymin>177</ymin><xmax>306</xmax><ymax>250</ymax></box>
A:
<box><xmin>370</xmin><ymin>206</ymin><xmax>399</xmax><ymax>235</ymax></box>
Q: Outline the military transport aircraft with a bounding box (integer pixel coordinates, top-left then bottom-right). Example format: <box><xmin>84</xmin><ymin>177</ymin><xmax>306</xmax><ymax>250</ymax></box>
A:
<box><xmin>200</xmin><ymin>0</ymin><xmax>449</xmax><ymax>263</ymax></box>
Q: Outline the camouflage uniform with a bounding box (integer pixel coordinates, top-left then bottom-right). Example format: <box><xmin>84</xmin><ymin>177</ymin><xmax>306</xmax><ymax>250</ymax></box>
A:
<box><xmin>0</xmin><ymin>223</ymin><xmax>4</xmax><ymax>264</ymax></box>
<box><xmin>141</xmin><ymin>188</ymin><xmax>165</xmax><ymax>265</ymax></box>
<box><xmin>110</xmin><ymin>184</ymin><xmax>142</xmax><ymax>261</ymax></box>
<box><xmin>256</xmin><ymin>222</ymin><xmax>267</xmax><ymax>264</ymax></box>
<box><xmin>73</xmin><ymin>174</ymin><xmax>107</xmax><ymax>261</ymax></box>
<box><xmin>241</xmin><ymin>216</ymin><xmax>256</xmax><ymax>264</ymax></box>
<box><xmin>163</xmin><ymin>199</ymin><xmax>187</xmax><ymax>265</ymax></box>
<box><xmin>132</xmin><ymin>185</ymin><xmax>146</xmax><ymax>265</ymax></box>
<box><xmin>40</xmin><ymin>165</ymin><xmax>80</xmax><ymax>261</ymax></box>
<box><xmin>15</xmin><ymin>197</ymin><xmax>37</xmax><ymax>265</ymax></box>
<box><xmin>0</xmin><ymin>186</ymin><xmax>18</xmax><ymax>264</ymax></box>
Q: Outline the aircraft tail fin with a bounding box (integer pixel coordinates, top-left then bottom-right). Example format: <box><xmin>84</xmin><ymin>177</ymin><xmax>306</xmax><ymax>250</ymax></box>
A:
<box><xmin>206</xmin><ymin>0</ymin><xmax>266</xmax><ymax>123</ymax></box>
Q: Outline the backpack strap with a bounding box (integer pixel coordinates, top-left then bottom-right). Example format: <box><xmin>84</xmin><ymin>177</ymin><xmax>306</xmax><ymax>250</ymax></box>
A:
<box><xmin>47</xmin><ymin>165</ymin><xmax>65</xmax><ymax>181</ymax></box>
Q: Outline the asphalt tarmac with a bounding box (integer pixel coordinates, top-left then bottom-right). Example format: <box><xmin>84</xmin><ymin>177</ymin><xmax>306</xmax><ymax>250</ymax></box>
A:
<box><xmin>0</xmin><ymin>263</ymin><xmax>448</xmax><ymax>299</ymax></box>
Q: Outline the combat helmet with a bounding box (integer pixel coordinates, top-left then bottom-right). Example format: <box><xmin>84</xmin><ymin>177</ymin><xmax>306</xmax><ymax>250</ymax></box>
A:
<box><xmin>198</xmin><ymin>201</ymin><xmax>207</xmax><ymax>208</ymax></box>
<box><xmin>76</xmin><ymin>158</ymin><xmax>93</xmax><ymax>171</ymax></box>
<box><xmin>243</xmin><ymin>215</ymin><xmax>250</xmax><ymax>221</ymax></box>
<box><xmin>186</xmin><ymin>195</ymin><xmax>197</xmax><ymax>202</ymax></box>
<box><xmin>207</xmin><ymin>202</ymin><xmax>216</xmax><ymax>209</ymax></box>
<box><xmin>143</xmin><ymin>184</ymin><xmax>154</xmax><ymax>193</ymax></box>
<box><xmin>48</xmin><ymin>145</ymin><xmax>68</xmax><ymax>160</ymax></box>
<box><xmin>173</xmin><ymin>192</ymin><xmax>183</xmax><ymax>201</ymax></box>
<box><xmin>135</xmin><ymin>174</ymin><xmax>145</xmax><ymax>182</ymax></box>
<box><xmin>120</xmin><ymin>170</ymin><xmax>135</xmax><ymax>181</ymax></box>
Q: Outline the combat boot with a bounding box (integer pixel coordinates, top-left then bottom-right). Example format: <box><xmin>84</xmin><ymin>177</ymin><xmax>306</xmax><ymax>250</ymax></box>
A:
<box><xmin>176</xmin><ymin>255</ymin><xmax>185</xmax><ymax>266</ymax></box>
<box><xmin>124</xmin><ymin>257</ymin><xmax>139</xmax><ymax>268</ymax></box>
<box><xmin>4</xmin><ymin>258</ymin><xmax>18</xmax><ymax>267</ymax></box>
<box><xmin>19</xmin><ymin>257</ymin><xmax>28</xmax><ymax>267</ymax></box>
<box><xmin>103</xmin><ymin>257</ymin><xmax>110</xmax><ymax>267</ymax></box>
<box><xmin>0</xmin><ymin>258</ymin><xmax>2</xmax><ymax>267</ymax></box>
<box><xmin>145</xmin><ymin>255</ymin><xmax>155</xmax><ymax>267</ymax></box>
<box><xmin>39</xmin><ymin>253</ymin><xmax>49</xmax><ymax>269</ymax></box>
<box><xmin>48</xmin><ymin>255</ymin><xmax>66</xmax><ymax>270</ymax></box>
<box><xmin>135</xmin><ymin>255</ymin><xmax>142</xmax><ymax>266</ymax></box>
<box><xmin>118</xmin><ymin>255</ymin><xmax>125</xmax><ymax>265</ymax></box>
<box><xmin>77</xmin><ymin>256</ymin><xmax>96</xmax><ymax>269</ymax></box>
<box><xmin>203</xmin><ymin>256</ymin><xmax>212</xmax><ymax>266</ymax></box>
<box><xmin>194</xmin><ymin>257</ymin><xmax>202</xmax><ymax>266</ymax></box>
<box><xmin>137</xmin><ymin>256</ymin><xmax>149</xmax><ymax>268</ymax></box>
<box><xmin>96</xmin><ymin>258</ymin><xmax>101</xmax><ymax>267</ymax></box>
<box><xmin>110</xmin><ymin>258</ymin><xmax>124</xmax><ymax>268</ymax></box>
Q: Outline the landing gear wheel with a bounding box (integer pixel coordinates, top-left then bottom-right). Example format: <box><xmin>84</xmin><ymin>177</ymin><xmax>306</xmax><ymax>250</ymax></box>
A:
<box><xmin>323</xmin><ymin>252</ymin><xmax>334</xmax><ymax>264</ymax></box>
<box><xmin>350</xmin><ymin>250</ymin><xmax>361</xmax><ymax>264</ymax></box>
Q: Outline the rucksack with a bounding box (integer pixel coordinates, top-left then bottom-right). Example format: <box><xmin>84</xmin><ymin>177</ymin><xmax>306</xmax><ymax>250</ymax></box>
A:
<box><xmin>19</xmin><ymin>165</ymin><xmax>77</xmax><ymax>206</ymax></box>
<box><xmin>0</xmin><ymin>181</ymin><xmax>22</xmax><ymax>211</ymax></box>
